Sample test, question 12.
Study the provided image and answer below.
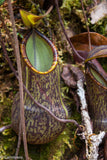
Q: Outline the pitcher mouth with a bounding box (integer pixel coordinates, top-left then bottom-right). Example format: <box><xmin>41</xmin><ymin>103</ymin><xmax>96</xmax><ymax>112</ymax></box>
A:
<box><xmin>86</xmin><ymin>65</ymin><xmax>107</xmax><ymax>89</ymax></box>
<box><xmin>21</xmin><ymin>29</ymin><xmax>58</xmax><ymax>74</ymax></box>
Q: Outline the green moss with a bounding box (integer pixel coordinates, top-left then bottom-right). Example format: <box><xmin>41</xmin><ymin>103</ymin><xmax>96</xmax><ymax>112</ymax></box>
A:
<box><xmin>61</xmin><ymin>0</ymin><xmax>81</xmax><ymax>14</ymax></box>
<box><xmin>0</xmin><ymin>129</ymin><xmax>17</xmax><ymax>158</ymax></box>
<box><xmin>90</xmin><ymin>18</ymin><xmax>107</xmax><ymax>36</ymax></box>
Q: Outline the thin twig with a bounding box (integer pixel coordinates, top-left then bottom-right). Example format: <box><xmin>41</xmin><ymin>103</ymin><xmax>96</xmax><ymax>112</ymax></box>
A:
<box><xmin>80</xmin><ymin>0</ymin><xmax>91</xmax><ymax>51</ymax></box>
<box><xmin>0</xmin><ymin>124</ymin><xmax>12</xmax><ymax>132</ymax></box>
<box><xmin>15</xmin><ymin>122</ymin><xmax>22</xmax><ymax>159</ymax></box>
<box><xmin>94</xmin><ymin>0</ymin><xmax>98</xmax><ymax>5</ymax></box>
<box><xmin>55</xmin><ymin>0</ymin><xmax>84</xmax><ymax>61</ymax></box>
<box><xmin>7</xmin><ymin>0</ymin><xmax>29</xmax><ymax>159</ymax></box>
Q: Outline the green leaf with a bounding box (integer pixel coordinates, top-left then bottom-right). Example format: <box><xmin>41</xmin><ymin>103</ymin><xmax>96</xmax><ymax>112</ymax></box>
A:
<box><xmin>85</xmin><ymin>45</ymin><xmax>107</xmax><ymax>63</ymax></box>
<box><xmin>90</xmin><ymin>67</ymin><xmax>107</xmax><ymax>87</ymax></box>
<box><xmin>26</xmin><ymin>30</ymin><xmax>53</xmax><ymax>72</ymax></box>
<box><xmin>0</xmin><ymin>0</ymin><xmax>5</xmax><ymax>5</ymax></box>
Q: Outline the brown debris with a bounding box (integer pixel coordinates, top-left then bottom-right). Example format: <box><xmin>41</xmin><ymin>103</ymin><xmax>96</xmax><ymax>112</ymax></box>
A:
<box><xmin>61</xmin><ymin>64</ymin><xmax>85</xmax><ymax>89</ymax></box>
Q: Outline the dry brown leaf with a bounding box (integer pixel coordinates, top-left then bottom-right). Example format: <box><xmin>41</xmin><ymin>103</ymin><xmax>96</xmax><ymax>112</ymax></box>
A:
<box><xmin>71</xmin><ymin>32</ymin><xmax>107</xmax><ymax>50</ymax></box>
<box><xmin>70</xmin><ymin>32</ymin><xmax>107</xmax><ymax>62</ymax></box>
<box><xmin>61</xmin><ymin>64</ymin><xmax>84</xmax><ymax>88</ymax></box>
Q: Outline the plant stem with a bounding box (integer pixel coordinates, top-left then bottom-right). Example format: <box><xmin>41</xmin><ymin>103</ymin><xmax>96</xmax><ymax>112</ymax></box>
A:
<box><xmin>7</xmin><ymin>0</ymin><xmax>29</xmax><ymax>159</ymax></box>
<box><xmin>15</xmin><ymin>122</ymin><xmax>22</xmax><ymax>159</ymax></box>
<box><xmin>55</xmin><ymin>0</ymin><xmax>84</xmax><ymax>61</ymax></box>
<box><xmin>80</xmin><ymin>0</ymin><xmax>91</xmax><ymax>51</ymax></box>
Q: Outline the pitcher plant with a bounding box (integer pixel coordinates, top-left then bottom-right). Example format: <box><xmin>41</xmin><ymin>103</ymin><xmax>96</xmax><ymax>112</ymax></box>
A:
<box><xmin>85</xmin><ymin>46</ymin><xmax>107</xmax><ymax>133</ymax></box>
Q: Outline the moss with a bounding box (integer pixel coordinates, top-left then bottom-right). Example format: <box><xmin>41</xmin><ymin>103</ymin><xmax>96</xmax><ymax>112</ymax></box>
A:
<box><xmin>61</xmin><ymin>0</ymin><xmax>81</xmax><ymax>15</ymax></box>
<box><xmin>0</xmin><ymin>129</ymin><xmax>17</xmax><ymax>159</ymax></box>
<box><xmin>90</xmin><ymin>18</ymin><xmax>107</xmax><ymax>36</ymax></box>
